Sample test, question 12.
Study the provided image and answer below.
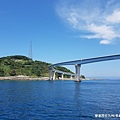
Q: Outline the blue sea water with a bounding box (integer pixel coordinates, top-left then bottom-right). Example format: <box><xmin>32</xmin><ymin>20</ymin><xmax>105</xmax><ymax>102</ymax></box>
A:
<box><xmin>0</xmin><ymin>79</ymin><xmax>120</xmax><ymax>120</ymax></box>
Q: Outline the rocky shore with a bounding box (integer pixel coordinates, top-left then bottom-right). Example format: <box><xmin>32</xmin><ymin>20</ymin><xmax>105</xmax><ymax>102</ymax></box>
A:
<box><xmin>0</xmin><ymin>76</ymin><xmax>75</xmax><ymax>81</ymax></box>
<box><xmin>0</xmin><ymin>75</ymin><xmax>97</xmax><ymax>81</ymax></box>
<box><xmin>0</xmin><ymin>76</ymin><xmax>49</xmax><ymax>80</ymax></box>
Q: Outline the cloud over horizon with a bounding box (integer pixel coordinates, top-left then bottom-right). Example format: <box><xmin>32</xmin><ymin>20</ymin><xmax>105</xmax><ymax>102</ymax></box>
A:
<box><xmin>56</xmin><ymin>0</ymin><xmax>120</xmax><ymax>44</ymax></box>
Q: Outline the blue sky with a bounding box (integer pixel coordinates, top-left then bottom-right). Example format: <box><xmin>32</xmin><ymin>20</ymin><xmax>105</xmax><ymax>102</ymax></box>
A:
<box><xmin>0</xmin><ymin>0</ymin><xmax>120</xmax><ymax>78</ymax></box>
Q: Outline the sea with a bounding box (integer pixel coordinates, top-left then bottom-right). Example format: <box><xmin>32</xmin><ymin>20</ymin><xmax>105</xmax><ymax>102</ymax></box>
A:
<box><xmin>0</xmin><ymin>79</ymin><xmax>120</xmax><ymax>120</ymax></box>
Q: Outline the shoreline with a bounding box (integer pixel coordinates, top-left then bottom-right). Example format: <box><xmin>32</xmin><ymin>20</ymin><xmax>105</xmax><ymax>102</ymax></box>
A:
<box><xmin>0</xmin><ymin>76</ymin><xmax>49</xmax><ymax>80</ymax></box>
<box><xmin>0</xmin><ymin>76</ymin><xmax>102</xmax><ymax>81</ymax></box>
<box><xmin>0</xmin><ymin>76</ymin><xmax>76</xmax><ymax>81</ymax></box>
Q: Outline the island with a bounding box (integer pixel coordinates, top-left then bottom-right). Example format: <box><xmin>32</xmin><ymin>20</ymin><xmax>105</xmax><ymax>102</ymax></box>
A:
<box><xmin>0</xmin><ymin>55</ymin><xmax>86</xmax><ymax>80</ymax></box>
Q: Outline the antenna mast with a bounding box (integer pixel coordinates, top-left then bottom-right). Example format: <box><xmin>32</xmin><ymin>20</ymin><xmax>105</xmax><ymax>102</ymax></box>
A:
<box><xmin>29</xmin><ymin>40</ymin><xmax>33</xmax><ymax>60</ymax></box>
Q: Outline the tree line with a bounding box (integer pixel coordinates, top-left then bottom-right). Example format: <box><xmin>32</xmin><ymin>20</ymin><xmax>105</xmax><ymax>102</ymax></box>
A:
<box><xmin>0</xmin><ymin>55</ymin><xmax>74</xmax><ymax>78</ymax></box>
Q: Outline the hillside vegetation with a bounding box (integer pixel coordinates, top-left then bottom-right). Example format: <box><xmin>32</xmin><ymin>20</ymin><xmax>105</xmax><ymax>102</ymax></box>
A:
<box><xmin>0</xmin><ymin>55</ymin><xmax>73</xmax><ymax>77</ymax></box>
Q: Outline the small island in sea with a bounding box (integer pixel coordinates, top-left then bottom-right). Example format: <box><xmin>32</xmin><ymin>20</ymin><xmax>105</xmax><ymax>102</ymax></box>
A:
<box><xmin>0</xmin><ymin>55</ymin><xmax>86</xmax><ymax>80</ymax></box>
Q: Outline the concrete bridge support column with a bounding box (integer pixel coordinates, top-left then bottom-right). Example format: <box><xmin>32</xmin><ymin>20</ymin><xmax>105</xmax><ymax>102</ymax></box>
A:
<box><xmin>49</xmin><ymin>69</ymin><xmax>52</xmax><ymax>80</ymax></box>
<box><xmin>53</xmin><ymin>71</ymin><xmax>56</xmax><ymax>80</ymax></box>
<box><xmin>61</xmin><ymin>73</ymin><xmax>64</xmax><ymax>80</ymax></box>
<box><xmin>49</xmin><ymin>67</ymin><xmax>54</xmax><ymax>80</ymax></box>
<box><xmin>70</xmin><ymin>75</ymin><xmax>73</xmax><ymax>80</ymax></box>
<box><xmin>75</xmin><ymin>64</ymin><xmax>81</xmax><ymax>82</ymax></box>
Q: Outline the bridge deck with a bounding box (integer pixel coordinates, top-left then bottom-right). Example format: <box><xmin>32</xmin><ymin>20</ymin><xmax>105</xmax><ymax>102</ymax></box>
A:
<box><xmin>50</xmin><ymin>54</ymin><xmax>120</xmax><ymax>67</ymax></box>
<box><xmin>53</xmin><ymin>69</ymin><xmax>75</xmax><ymax>76</ymax></box>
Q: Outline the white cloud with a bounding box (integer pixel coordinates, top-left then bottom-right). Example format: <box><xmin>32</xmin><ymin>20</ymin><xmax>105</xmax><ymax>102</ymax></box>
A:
<box><xmin>56</xmin><ymin>0</ymin><xmax>120</xmax><ymax>44</ymax></box>
<box><xmin>106</xmin><ymin>10</ymin><xmax>120</xmax><ymax>23</ymax></box>
<box><xmin>86</xmin><ymin>24</ymin><xmax>119</xmax><ymax>44</ymax></box>
<box><xmin>100</xmin><ymin>40</ymin><xmax>111</xmax><ymax>44</ymax></box>
<box><xmin>66</xmin><ymin>9</ymin><xmax>79</xmax><ymax>29</ymax></box>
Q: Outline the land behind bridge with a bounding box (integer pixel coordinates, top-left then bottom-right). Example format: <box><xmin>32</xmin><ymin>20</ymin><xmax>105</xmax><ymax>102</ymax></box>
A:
<box><xmin>0</xmin><ymin>55</ymin><xmax>74</xmax><ymax>79</ymax></box>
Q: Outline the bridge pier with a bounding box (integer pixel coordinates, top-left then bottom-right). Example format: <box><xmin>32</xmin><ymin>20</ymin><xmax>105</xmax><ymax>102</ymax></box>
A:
<box><xmin>61</xmin><ymin>73</ymin><xmax>64</xmax><ymax>80</ymax></box>
<box><xmin>49</xmin><ymin>67</ymin><xmax>55</xmax><ymax>80</ymax></box>
<box><xmin>75</xmin><ymin>64</ymin><xmax>81</xmax><ymax>82</ymax></box>
<box><xmin>49</xmin><ymin>68</ymin><xmax>53</xmax><ymax>80</ymax></box>
<box><xmin>49</xmin><ymin>67</ymin><xmax>76</xmax><ymax>81</ymax></box>
<box><xmin>53</xmin><ymin>71</ymin><xmax>56</xmax><ymax>80</ymax></box>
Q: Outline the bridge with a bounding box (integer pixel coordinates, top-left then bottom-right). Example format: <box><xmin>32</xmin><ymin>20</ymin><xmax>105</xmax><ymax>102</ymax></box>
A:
<box><xmin>49</xmin><ymin>54</ymin><xmax>120</xmax><ymax>82</ymax></box>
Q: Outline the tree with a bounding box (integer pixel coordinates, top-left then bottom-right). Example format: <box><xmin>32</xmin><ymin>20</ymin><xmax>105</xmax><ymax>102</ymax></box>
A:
<box><xmin>0</xmin><ymin>68</ymin><xmax>5</xmax><ymax>76</ymax></box>
<box><xmin>9</xmin><ymin>70</ymin><xmax>16</xmax><ymax>76</ymax></box>
<box><xmin>81</xmin><ymin>75</ymin><xmax>86</xmax><ymax>79</ymax></box>
<box><xmin>0</xmin><ymin>55</ymin><xmax>74</xmax><ymax>77</ymax></box>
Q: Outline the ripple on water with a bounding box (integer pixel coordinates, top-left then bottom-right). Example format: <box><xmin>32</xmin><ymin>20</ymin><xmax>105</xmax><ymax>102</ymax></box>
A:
<box><xmin>0</xmin><ymin>80</ymin><xmax>120</xmax><ymax>120</ymax></box>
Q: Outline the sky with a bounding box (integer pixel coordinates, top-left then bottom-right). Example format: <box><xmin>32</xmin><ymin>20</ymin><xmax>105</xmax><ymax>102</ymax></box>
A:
<box><xmin>0</xmin><ymin>0</ymin><xmax>120</xmax><ymax>78</ymax></box>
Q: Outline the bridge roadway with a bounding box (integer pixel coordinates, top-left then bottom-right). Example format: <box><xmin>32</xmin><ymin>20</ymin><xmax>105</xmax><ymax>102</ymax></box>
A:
<box><xmin>49</xmin><ymin>54</ymin><xmax>120</xmax><ymax>82</ymax></box>
<box><xmin>50</xmin><ymin>68</ymin><xmax>76</xmax><ymax>80</ymax></box>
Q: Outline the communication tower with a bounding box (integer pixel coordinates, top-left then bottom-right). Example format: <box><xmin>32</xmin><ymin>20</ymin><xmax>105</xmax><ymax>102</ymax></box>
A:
<box><xmin>29</xmin><ymin>40</ymin><xmax>33</xmax><ymax>60</ymax></box>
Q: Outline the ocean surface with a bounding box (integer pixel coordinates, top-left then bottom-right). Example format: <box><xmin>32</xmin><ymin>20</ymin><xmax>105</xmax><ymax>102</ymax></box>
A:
<box><xmin>0</xmin><ymin>79</ymin><xmax>120</xmax><ymax>120</ymax></box>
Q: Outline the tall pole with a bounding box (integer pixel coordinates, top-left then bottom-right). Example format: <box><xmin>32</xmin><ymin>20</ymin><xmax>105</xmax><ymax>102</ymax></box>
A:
<box><xmin>29</xmin><ymin>40</ymin><xmax>33</xmax><ymax>60</ymax></box>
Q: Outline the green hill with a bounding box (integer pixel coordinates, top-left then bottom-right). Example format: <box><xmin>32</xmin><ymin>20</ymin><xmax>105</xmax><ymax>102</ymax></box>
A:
<box><xmin>0</xmin><ymin>55</ymin><xmax>73</xmax><ymax>78</ymax></box>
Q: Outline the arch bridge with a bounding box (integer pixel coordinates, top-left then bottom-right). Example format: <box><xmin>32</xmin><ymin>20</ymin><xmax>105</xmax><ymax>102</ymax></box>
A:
<box><xmin>49</xmin><ymin>54</ymin><xmax>120</xmax><ymax>82</ymax></box>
